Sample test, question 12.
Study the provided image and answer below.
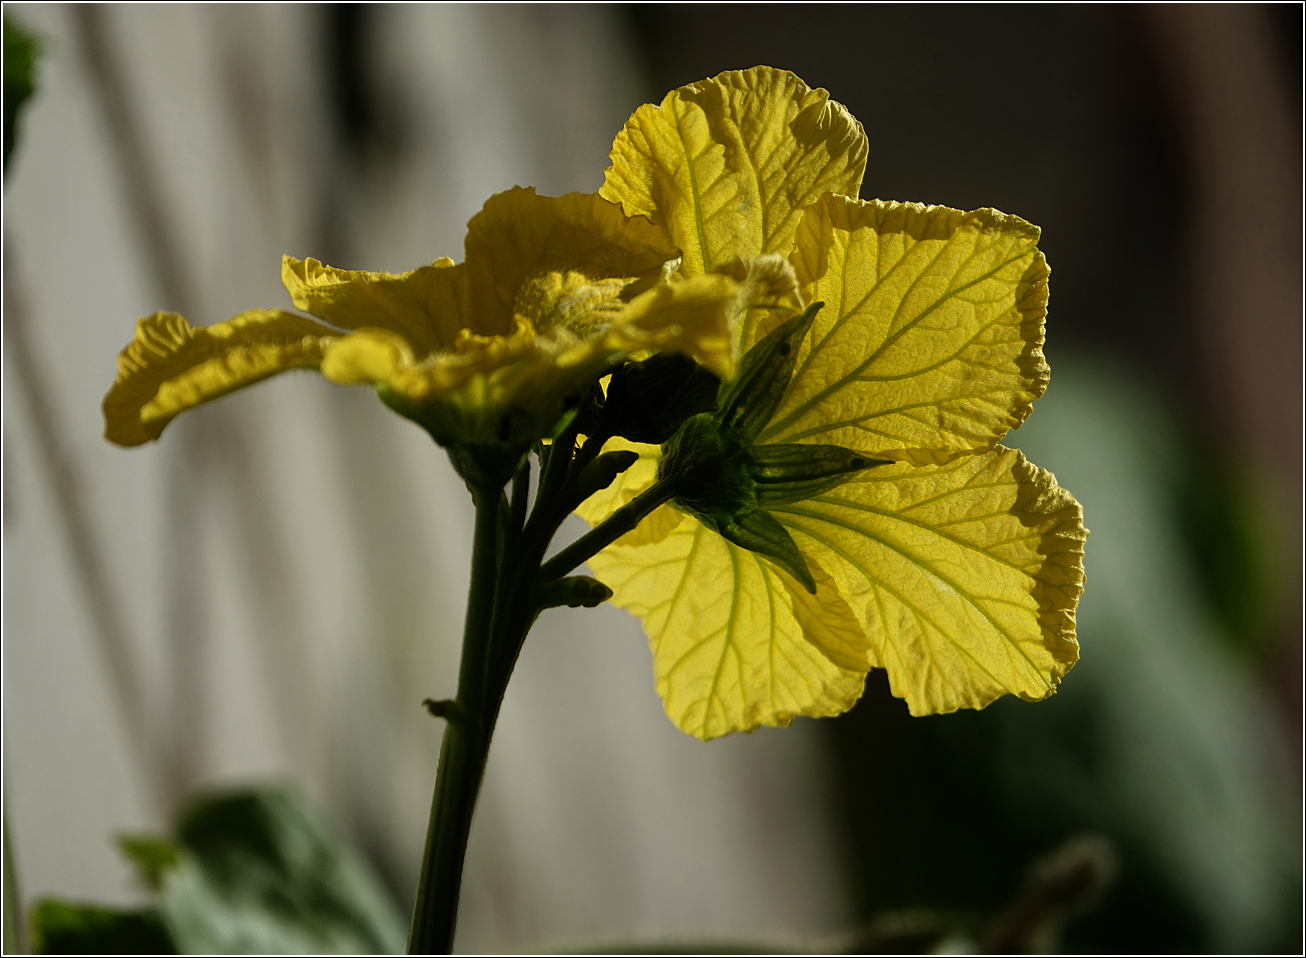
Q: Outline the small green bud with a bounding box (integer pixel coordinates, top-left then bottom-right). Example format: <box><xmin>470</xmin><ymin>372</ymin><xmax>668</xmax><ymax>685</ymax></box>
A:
<box><xmin>537</xmin><ymin>575</ymin><xmax>614</xmax><ymax>609</ymax></box>
<box><xmin>602</xmin><ymin>353</ymin><xmax>721</xmax><ymax>444</ymax></box>
<box><xmin>575</xmin><ymin>449</ymin><xmax>640</xmax><ymax>504</ymax></box>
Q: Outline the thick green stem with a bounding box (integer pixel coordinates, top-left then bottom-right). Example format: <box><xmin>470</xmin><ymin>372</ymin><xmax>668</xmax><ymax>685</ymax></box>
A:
<box><xmin>407</xmin><ymin>435</ymin><xmax>664</xmax><ymax>953</ymax></box>
<box><xmin>408</xmin><ymin>485</ymin><xmax>500</xmax><ymax>955</ymax></box>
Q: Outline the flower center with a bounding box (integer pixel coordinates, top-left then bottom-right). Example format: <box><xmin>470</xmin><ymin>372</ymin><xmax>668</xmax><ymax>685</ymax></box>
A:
<box><xmin>512</xmin><ymin>270</ymin><xmax>631</xmax><ymax>340</ymax></box>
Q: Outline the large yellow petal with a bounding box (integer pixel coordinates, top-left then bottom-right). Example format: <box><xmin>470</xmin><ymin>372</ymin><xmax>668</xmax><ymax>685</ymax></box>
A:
<box><xmin>588</xmin><ymin>515</ymin><xmax>866</xmax><ymax>740</ymax></box>
<box><xmin>602</xmin><ymin>67</ymin><xmax>867</xmax><ymax>275</ymax></box>
<box><xmin>103</xmin><ymin>310</ymin><xmax>336</xmax><ymax>446</ymax></box>
<box><xmin>770</xmin><ymin>446</ymin><xmax>1085</xmax><ymax>716</ymax></box>
<box><xmin>462</xmin><ymin>187</ymin><xmax>679</xmax><ymax>337</ymax></box>
<box><xmin>782</xmin><ymin>550</ymin><xmax>877</xmax><ymax>673</ymax></box>
<box><xmin>758</xmin><ymin>195</ymin><xmax>1050</xmax><ymax>465</ymax></box>
<box><xmin>281</xmin><ymin>256</ymin><xmax>462</xmax><ymax>356</ymax></box>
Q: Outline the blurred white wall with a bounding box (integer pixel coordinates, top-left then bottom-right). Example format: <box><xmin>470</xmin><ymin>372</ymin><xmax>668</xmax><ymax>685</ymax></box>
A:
<box><xmin>2</xmin><ymin>5</ymin><xmax>848</xmax><ymax>951</ymax></box>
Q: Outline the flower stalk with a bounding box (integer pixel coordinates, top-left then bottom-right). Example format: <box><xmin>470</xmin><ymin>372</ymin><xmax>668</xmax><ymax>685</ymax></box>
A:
<box><xmin>407</xmin><ymin>434</ymin><xmax>679</xmax><ymax>954</ymax></box>
<box><xmin>407</xmin><ymin>482</ymin><xmax>498</xmax><ymax>954</ymax></box>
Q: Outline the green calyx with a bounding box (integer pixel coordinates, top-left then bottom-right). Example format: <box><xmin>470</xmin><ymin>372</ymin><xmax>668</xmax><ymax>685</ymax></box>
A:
<box><xmin>378</xmin><ymin>382</ymin><xmax>592</xmax><ymax>489</ymax></box>
<box><xmin>659</xmin><ymin>413</ymin><xmax>758</xmax><ymax>518</ymax></box>
<box><xmin>657</xmin><ymin>302</ymin><xmax>891</xmax><ymax>592</ymax></box>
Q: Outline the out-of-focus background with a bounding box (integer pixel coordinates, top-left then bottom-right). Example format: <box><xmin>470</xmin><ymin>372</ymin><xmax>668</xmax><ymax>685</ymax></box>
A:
<box><xmin>2</xmin><ymin>4</ymin><xmax>1300</xmax><ymax>953</ymax></box>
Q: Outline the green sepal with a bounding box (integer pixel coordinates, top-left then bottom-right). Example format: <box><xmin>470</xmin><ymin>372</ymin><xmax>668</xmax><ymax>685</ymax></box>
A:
<box><xmin>707</xmin><ymin>509</ymin><xmax>816</xmax><ymax>594</ymax></box>
<box><xmin>716</xmin><ymin>301</ymin><xmax>822</xmax><ymax>441</ymax></box>
<box><xmin>752</xmin><ymin>443</ymin><xmax>892</xmax><ymax>505</ymax></box>
<box><xmin>376</xmin><ymin>381</ymin><xmax>580</xmax><ymax>487</ymax></box>
<box><xmin>602</xmin><ymin>352</ymin><xmax>721</xmax><ymax>444</ymax></box>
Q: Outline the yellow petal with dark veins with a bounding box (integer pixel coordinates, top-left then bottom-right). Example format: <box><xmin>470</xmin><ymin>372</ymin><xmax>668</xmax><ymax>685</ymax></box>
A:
<box><xmin>771</xmin><ymin>446</ymin><xmax>1085</xmax><ymax>716</ymax></box>
<box><xmin>760</xmin><ymin>195</ymin><xmax>1049</xmax><ymax>465</ymax></box>
<box><xmin>603</xmin><ymin>66</ymin><xmax>866</xmax><ymax>275</ymax></box>
<box><xmin>588</xmin><ymin>514</ymin><xmax>867</xmax><ymax>740</ymax></box>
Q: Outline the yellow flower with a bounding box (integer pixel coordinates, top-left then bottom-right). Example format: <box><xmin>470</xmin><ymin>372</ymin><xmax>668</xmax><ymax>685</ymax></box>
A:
<box><xmin>103</xmin><ymin>188</ymin><xmax>738</xmax><ymax>459</ymax></box>
<box><xmin>576</xmin><ymin>67</ymin><xmax>1087</xmax><ymax>740</ymax></box>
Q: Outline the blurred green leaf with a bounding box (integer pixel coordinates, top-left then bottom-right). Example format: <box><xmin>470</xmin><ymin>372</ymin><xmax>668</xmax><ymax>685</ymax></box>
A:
<box><xmin>117</xmin><ymin>835</ymin><xmax>183</xmax><ymax>893</ymax></box>
<box><xmin>3</xmin><ymin>14</ymin><xmax>41</xmax><ymax>176</ymax></box>
<box><xmin>28</xmin><ymin>900</ymin><xmax>176</xmax><ymax>955</ymax></box>
<box><xmin>1176</xmin><ymin>462</ymin><xmax>1284</xmax><ymax>656</ymax></box>
<box><xmin>32</xmin><ymin>786</ymin><xmax>404</xmax><ymax>954</ymax></box>
<box><xmin>141</xmin><ymin>787</ymin><xmax>406</xmax><ymax>954</ymax></box>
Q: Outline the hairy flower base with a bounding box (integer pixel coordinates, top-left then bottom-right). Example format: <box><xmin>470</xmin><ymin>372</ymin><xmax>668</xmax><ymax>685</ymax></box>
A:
<box><xmin>318</xmin><ymin>274</ymin><xmax>737</xmax><ymax>451</ymax></box>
